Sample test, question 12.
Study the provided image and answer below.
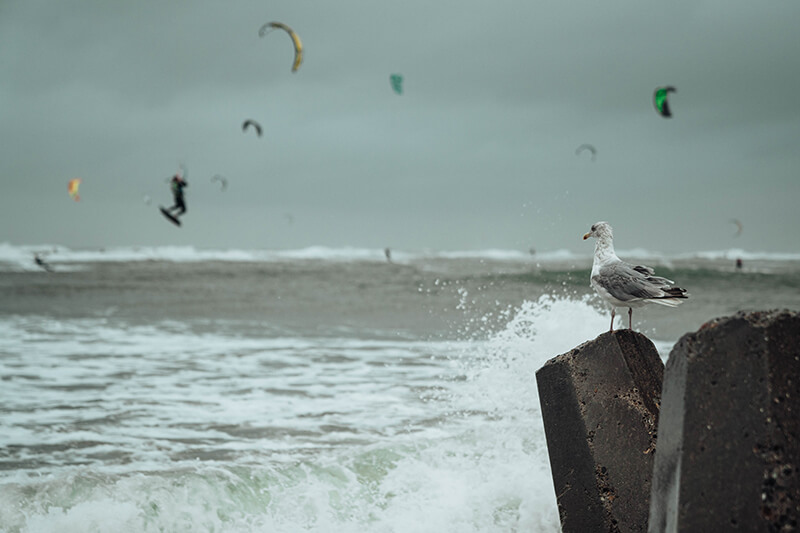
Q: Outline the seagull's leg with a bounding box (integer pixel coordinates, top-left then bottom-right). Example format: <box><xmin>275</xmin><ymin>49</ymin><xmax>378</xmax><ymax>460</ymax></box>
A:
<box><xmin>609</xmin><ymin>308</ymin><xmax>615</xmax><ymax>332</ymax></box>
<box><xmin>628</xmin><ymin>308</ymin><xmax>633</xmax><ymax>329</ymax></box>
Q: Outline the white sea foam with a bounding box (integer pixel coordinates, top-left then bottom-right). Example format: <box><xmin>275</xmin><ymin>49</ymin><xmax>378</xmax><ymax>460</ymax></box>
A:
<box><xmin>678</xmin><ymin>248</ymin><xmax>800</xmax><ymax>261</ymax></box>
<box><xmin>0</xmin><ymin>294</ymin><xmax>617</xmax><ymax>532</ymax></box>
<box><xmin>3</xmin><ymin>241</ymin><xmax>799</xmax><ymax>273</ymax></box>
<box><xmin>0</xmin><ymin>242</ymin><xmax>556</xmax><ymax>268</ymax></box>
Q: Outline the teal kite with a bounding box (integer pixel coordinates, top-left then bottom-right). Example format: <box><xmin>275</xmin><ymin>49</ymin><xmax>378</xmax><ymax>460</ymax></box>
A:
<box><xmin>389</xmin><ymin>74</ymin><xmax>403</xmax><ymax>95</ymax></box>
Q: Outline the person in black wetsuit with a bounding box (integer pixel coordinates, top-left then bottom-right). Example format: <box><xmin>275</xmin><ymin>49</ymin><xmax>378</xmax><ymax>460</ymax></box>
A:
<box><xmin>34</xmin><ymin>253</ymin><xmax>53</xmax><ymax>272</ymax></box>
<box><xmin>167</xmin><ymin>174</ymin><xmax>188</xmax><ymax>218</ymax></box>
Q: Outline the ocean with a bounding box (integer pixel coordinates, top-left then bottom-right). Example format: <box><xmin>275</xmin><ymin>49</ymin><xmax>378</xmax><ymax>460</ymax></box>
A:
<box><xmin>1</xmin><ymin>244</ymin><xmax>799</xmax><ymax>532</ymax></box>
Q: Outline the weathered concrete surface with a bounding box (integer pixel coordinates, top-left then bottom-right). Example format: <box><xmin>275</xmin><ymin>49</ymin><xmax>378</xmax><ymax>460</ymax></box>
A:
<box><xmin>648</xmin><ymin>310</ymin><xmax>800</xmax><ymax>533</ymax></box>
<box><xmin>536</xmin><ymin>329</ymin><xmax>664</xmax><ymax>533</ymax></box>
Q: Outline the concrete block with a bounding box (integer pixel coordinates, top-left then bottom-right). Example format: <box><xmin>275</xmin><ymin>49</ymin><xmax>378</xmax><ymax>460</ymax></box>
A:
<box><xmin>537</xmin><ymin>329</ymin><xmax>664</xmax><ymax>533</ymax></box>
<box><xmin>649</xmin><ymin>310</ymin><xmax>800</xmax><ymax>533</ymax></box>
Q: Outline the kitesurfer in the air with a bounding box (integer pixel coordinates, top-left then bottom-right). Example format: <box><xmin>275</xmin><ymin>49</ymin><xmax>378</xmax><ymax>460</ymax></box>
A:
<box><xmin>167</xmin><ymin>174</ymin><xmax>188</xmax><ymax>219</ymax></box>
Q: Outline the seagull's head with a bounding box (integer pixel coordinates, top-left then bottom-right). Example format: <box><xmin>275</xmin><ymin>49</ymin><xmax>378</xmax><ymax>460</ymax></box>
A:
<box><xmin>583</xmin><ymin>221</ymin><xmax>613</xmax><ymax>241</ymax></box>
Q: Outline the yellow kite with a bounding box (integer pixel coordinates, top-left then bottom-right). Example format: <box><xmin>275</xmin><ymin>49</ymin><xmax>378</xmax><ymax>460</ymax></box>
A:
<box><xmin>68</xmin><ymin>178</ymin><xmax>82</xmax><ymax>201</ymax></box>
<box><xmin>259</xmin><ymin>22</ymin><xmax>303</xmax><ymax>72</ymax></box>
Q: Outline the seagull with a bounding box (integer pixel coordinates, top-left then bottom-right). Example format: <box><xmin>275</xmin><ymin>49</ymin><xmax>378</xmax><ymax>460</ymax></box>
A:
<box><xmin>583</xmin><ymin>221</ymin><xmax>688</xmax><ymax>332</ymax></box>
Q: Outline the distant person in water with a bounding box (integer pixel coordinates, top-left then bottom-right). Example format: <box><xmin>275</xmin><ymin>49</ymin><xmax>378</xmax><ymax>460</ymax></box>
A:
<box><xmin>34</xmin><ymin>253</ymin><xmax>52</xmax><ymax>272</ymax></box>
<box><xmin>736</xmin><ymin>258</ymin><xmax>743</xmax><ymax>270</ymax></box>
<box><xmin>384</xmin><ymin>248</ymin><xmax>392</xmax><ymax>263</ymax></box>
<box><xmin>167</xmin><ymin>174</ymin><xmax>188</xmax><ymax>219</ymax></box>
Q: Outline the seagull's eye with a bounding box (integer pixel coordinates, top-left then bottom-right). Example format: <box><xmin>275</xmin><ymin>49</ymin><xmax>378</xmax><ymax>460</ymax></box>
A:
<box><xmin>591</xmin><ymin>225</ymin><xmax>596</xmax><ymax>231</ymax></box>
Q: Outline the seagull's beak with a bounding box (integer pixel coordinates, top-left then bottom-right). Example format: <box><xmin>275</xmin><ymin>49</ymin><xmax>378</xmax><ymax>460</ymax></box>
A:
<box><xmin>583</xmin><ymin>232</ymin><xmax>591</xmax><ymax>240</ymax></box>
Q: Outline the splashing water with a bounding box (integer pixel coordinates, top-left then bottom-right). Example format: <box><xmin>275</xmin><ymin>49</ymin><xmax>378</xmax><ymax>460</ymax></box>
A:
<box><xmin>1</xmin><ymin>289</ymin><xmax>617</xmax><ymax>532</ymax></box>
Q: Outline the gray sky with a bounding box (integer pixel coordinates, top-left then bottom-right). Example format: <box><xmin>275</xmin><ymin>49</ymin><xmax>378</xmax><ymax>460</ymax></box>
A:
<box><xmin>2</xmin><ymin>0</ymin><xmax>799</xmax><ymax>253</ymax></box>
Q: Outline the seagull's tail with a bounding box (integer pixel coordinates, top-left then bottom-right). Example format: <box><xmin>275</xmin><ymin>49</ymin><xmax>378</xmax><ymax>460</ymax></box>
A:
<box><xmin>652</xmin><ymin>287</ymin><xmax>689</xmax><ymax>307</ymax></box>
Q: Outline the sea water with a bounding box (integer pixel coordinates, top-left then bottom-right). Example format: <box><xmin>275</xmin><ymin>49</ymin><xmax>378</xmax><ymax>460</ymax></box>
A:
<box><xmin>1</xmin><ymin>244</ymin><xmax>799</xmax><ymax>532</ymax></box>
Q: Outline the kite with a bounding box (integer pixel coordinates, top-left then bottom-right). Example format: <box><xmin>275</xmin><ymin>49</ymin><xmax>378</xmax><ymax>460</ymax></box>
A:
<box><xmin>653</xmin><ymin>86</ymin><xmax>677</xmax><ymax>118</ymax></box>
<box><xmin>258</xmin><ymin>22</ymin><xmax>303</xmax><ymax>72</ymax></box>
<box><xmin>730</xmin><ymin>219</ymin><xmax>743</xmax><ymax>237</ymax></box>
<box><xmin>390</xmin><ymin>74</ymin><xmax>403</xmax><ymax>95</ymax></box>
<box><xmin>68</xmin><ymin>178</ymin><xmax>82</xmax><ymax>201</ymax></box>
<box><xmin>575</xmin><ymin>144</ymin><xmax>597</xmax><ymax>161</ymax></box>
<box><xmin>211</xmin><ymin>174</ymin><xmax>228</xmax><ymax>191</ymax></box>
<box><xmin>242</xmin><ymin>120</ymin><xmax>263</xmax><ymax>137</ymax></box>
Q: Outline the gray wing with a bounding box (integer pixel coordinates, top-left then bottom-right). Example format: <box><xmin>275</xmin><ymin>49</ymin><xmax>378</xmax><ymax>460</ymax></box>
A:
<box><xmin>632</xmin><ymin>264</ymin><xmax>675</xmax><ymax>284</ymax></box>
<box><xmin>632</xmin><ymin>265</ymin><xmax>654</xmax><ymax>276</ymax></box>
<box><xmin>593</xmin><ymin>261</ymin><xmax>673</xmax><ymax>302</ymax></box>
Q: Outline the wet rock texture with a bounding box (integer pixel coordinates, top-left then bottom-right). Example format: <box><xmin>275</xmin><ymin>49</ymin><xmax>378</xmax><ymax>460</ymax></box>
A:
<box><xmin>536</xmin><ymin>329</ymin><xmax>664</xmax><ymax>533</ymax></box>
<box><xmin>649</xmin><ymin>310</ymin><xmax>800</xmax><ymax>533</ymax></box>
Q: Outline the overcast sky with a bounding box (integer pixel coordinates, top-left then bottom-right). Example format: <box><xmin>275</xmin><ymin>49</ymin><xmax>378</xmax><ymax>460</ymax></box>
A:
<box><xmin>2</xmin><ymin>0</ymin><xmax>799</xmax><ymax>253</ymax></box>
